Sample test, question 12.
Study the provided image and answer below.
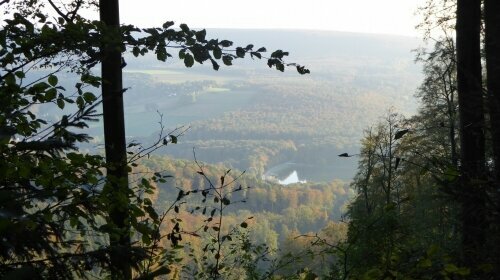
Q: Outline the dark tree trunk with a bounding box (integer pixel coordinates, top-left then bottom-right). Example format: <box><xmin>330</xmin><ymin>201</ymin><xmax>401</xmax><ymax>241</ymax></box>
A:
<box><xmin>484</xmin><ymin>0</ymin><xmax>500</xmax><ymax>273</ymax></box>
<box><xmin>485</xmin><ymin>0</ymin><xmax>500</xmax><ymax>182</ymax></box>
<box><xmin>99</xmin><ymin>1</ymin><xmax>131</xmax><ymax>279</ymax></box>
<box><xmin>456</xmin><ymin>0</ymin><xmax>486</xmax><ymax>271</ymax></box>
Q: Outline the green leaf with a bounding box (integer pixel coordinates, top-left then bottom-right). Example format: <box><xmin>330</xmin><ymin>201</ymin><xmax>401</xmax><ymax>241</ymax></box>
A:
<box><xmin>251</xmin><ymin>52</ymin><xmax>262</xmax><ymax>59</ymax></box>
<box><xmin>4</xmin><ymin>73</ymin><xmax>15</xmax><ymax>86</ymax></box>
<box><xmin>178</xmin><ymin>49</ymin><xmax>186</xmax><ymax>59</ymax></box>
<box><xmin>35</xmin><ymin>12</ymin><xmax>46</xmax><ymax>23</ymax></box>
<box><xmin>45</xmin><ymin>88</ymin><xmax>57</xmax><ymax>101</ymax></box>
<box><xmin>76</xmin><ymin>96</ymin><xmax>84</xmax><ymax>108</ymax></box>
<box><xmin>222</xmin><ymin>55</ymin><xmax>233</xmax><ymax>66</ymax></box>
<box><xmin>220</xmin><ymin>40</ymin><xmax>233</xmax><ymax>47</ymax></box>
<box><xmin>56</xmin><ymin>98</ymin><xmax>65</xmax><ymax>109</ymax></box>
<box><xmin>210</xmin><ymin>59</ymin><xmax>220</xmax><ymax>71</ymax></box>
<box><xmin>296</xmin><ymin>65</ymin><xmax>310</xmax><ymax>74</ymax></box>
<box><xmin>236</xmin><ymin>47</ymin><xmax>245</xmax><ymax>58</ymax></box>
<box><xmin>81</xmin><ymin>73</ymin><xmax>101</xmax><ymax>87</ymax></box>
<box><xmin>179</xmin><ymin>23</ymin><xmax>190</xmax><ymax>33</ymax></box>
<box><xmin>195</xmin><ymin>29</ymin><xmax>207</xmax><ymax>42</ymax></box>
<box><xmin>162</xmin><ymin>21</ymin><xmax>174</xmax><ymax>29</ymax></box>
<box><xmin>82</xmin><ymin>92</ymin><xmax>96</xmax><ymax>103</ymax></box>
<box><xmin>455</xmin><ymin>267</ymin><xmax>470</xmax><ymax>276</ymax></box>
<box><xmin>273</xmin><ymin>50</ymin><xmax>289</xmax><ymax>58</ymax></box>
<box><xmin>418</xmin><ymin>258</ymin><xmax>432</xmax><ymax>268</ymax></box>
<box><xmin>48</xmin><ymin>75</ymin><xmax>58</xmax><ymax>86</ymax></box>
<box><xmin>132</xmin><ymin>46</ymin><xmax>140</xmax><ymax>57</ymax></box>
<box><xmin>184</xmin><ymin>53</ymin><xmax>194</xmax><ymax>67</ymax></box>
<box><xmin>157</xmin><ymin>51</ymin><xmax>167</xmax><ymax>62</ymax></box>
<box><xmin>444</xmin><ymin>264</ymin><xmax>458</xmax><ymax>273</ymax></box>
<box><xmin>145</xmin><ymin>205</ymin><xmax>159</xmax><ymax>220</ymax></box>
<box><xmin>14</xmin><ymin>71</ymin><xmax>25</xmax><ymax>79</ymax></box>
<box><xmin>213</xmin><ymin>47</ymin><xmax>222</xmax><ymax>59</ymax></box>
<box><xmin>276</xmin><ymin>63</ymin><xmax>285</xmax><ymax>72</ymax></box>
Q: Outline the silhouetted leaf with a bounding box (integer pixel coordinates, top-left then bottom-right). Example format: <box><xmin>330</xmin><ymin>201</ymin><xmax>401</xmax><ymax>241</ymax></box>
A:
<box><xmin>251</xmin><ymin>52</ymin><xmax>262</xmax><ymax>59</ymax></box>
<box><xmin>179</xmin><ymin>23</ymin><xmax>190</xmax><ymax>33</ymax></box>
<box><xmin>394</xmin><ymin>129</ymin><xmax>409</xmax><ymax>140</ymax></box>
<box><xmin>210</xmin><ymin>59</ymin><xmax>219</xmax><ymax>70</ymax></box>
<box><xmin>48</xmin><ymin>75</ymin><xmax>58</xmax><ymax>86</ymax></box>
<box><xmin>222</xmin><ymin>55</ymin><xmax>233</xmax><ymax>66</ymax></box>
<box><xmin>56</xmin><ymin>98</ymin><xmax>65</xmax><ymax>109</ymax></box>
<box><xmin>219</xmin><ymin>40</ymin><xmax>232</xmax><ymax>47</ymax></box>
<box><xmin>162</xmin><ymin>21</ymin><xmax>174</xmax><ymax>29</ymax></box>
<box><xmin>184</xmin><ymin>53</ymin><xmax>194</xmax><ymax>67</ymax></box>
<box><xmin>236</xmin><ymin>47</ymin><xmax>245</xmax><ymax>58</ymax></box>
<box><xmin>213</xmin><ymin>47</ymin><xmax>222</xmax><ymax>59</ymax></box>
<box><xmin>395</xmin><ymin>157</ymin><xmax>401</xmax><ymax>170</ymax></box>
<box><xmin>195</xmin><ymin>29</ymin><xmax>207</xmax><ymax>42</ymax></box>
<box><xmin>176</xmin><ymin>190</ymin><xmax>185</xmax><ymax>200</ymax></box>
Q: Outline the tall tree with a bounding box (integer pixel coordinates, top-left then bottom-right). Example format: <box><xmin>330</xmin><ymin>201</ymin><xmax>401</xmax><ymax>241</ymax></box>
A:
<box><xmin>98</xmin><ymin>0</ymin><xmax>131</xmax><ymax>278</ymax></box>
<box><xmin>415</xmin><ymin>38</ymin><xmax>458</xmax><ymax>168</ymax></box>
<box><xmin>484</xmin><ymin>0</ymin><xmax>500</xmax><ymax>273</ymax></box>
<box><xmin>99</xmin><ymin>0</ymin><xmax>132</xmax><ymax>279</ymax></box>
<box><xmin>485</xmin><ymin>0</ymin><xmax>500</xmax><ymax>182</ymax></box>
<box><xmin>455</xmin><ymin>0</ymin><xmax>486</xmax><ymax>270</ymax></box>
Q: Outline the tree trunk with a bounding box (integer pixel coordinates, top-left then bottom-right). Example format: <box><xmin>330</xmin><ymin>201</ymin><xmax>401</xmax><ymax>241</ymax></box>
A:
<box><xmin>484</xmin><ymin>0</ymin><xmax>500</xmax><ymax>273</ymax></box>
<box><xmin>456</xmin><ymin>0</ymin><xmax>486</xmax><ymax>271</ymax></box>
<box><xmin>99</xmin><ymin>1</ymin><xmax>131</xmax><ymax>278</ymax></box>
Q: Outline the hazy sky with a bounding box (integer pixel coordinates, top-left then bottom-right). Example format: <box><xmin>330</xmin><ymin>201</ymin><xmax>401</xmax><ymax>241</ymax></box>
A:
<box><xmin>120</xmin><ymin>0</ymin><xmax>427</xmax><ymax>37</ymax></box>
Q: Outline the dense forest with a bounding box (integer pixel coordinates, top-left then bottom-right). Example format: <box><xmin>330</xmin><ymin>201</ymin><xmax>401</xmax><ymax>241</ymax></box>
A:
<box><xmin>1</xmin><ymin>0</ymin><xmax>500</xmax><ymax>279</ymax></box>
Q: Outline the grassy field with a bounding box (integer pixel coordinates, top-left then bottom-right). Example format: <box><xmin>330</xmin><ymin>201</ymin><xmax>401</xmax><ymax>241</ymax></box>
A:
<box><xmin>123</xmin><ymin>85</ymin><xmax>260</xmax><ymax>137</ymax></box>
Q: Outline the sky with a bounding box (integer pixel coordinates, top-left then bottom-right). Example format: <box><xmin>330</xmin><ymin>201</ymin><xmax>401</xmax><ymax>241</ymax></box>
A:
<box><xmin>119</xmin><ymin>0</ymin><xmax>427</xmax><ymax>37</ymax></box>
